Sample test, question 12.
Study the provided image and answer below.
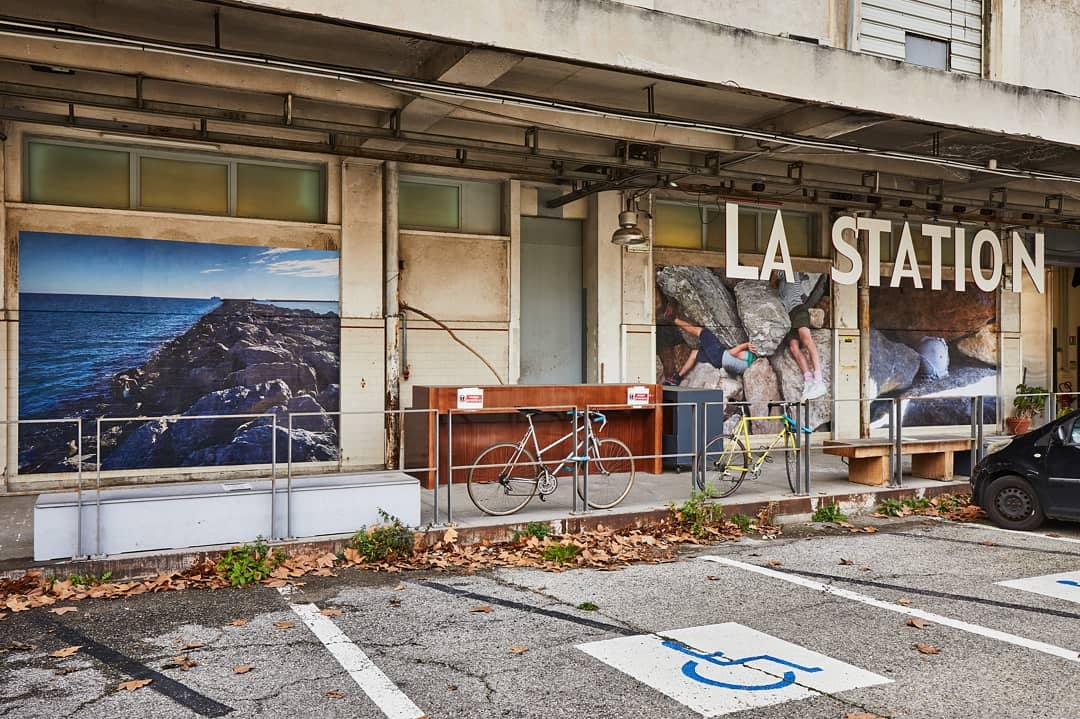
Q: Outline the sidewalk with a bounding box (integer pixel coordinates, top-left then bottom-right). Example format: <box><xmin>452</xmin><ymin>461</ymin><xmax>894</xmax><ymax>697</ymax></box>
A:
<box><xmin>0</xmin><ymin>451</ymin><xmax>968</xmax><ymax>576</ymax></box>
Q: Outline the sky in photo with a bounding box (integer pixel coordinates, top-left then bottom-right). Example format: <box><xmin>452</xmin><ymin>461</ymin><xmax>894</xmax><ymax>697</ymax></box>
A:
<box><xmin>19</xmin><ymin>232</ymin><xmax>339</xmax><ymax>301</ymax></box>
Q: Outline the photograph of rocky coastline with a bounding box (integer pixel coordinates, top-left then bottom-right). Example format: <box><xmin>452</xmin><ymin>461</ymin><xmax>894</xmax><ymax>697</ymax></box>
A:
<box><xmin>655</xmin><ymin>265</ymin><xmax>834</xmax><ymax>433</ymax></box>
<box><xmin>868</xmin><ymin>282</ymin><xmax>998</xmax><ymax>427</ymax></box>
<box><xmin>18</xmin><ymin>232</ymin><xmax>340</xmax><ymax>474</ymax></box>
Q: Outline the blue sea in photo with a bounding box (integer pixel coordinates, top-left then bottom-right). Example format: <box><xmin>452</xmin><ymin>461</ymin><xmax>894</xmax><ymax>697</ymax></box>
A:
<box><xmin>18</xmin><ymin>293</ymin><xmax>339</xmax><ymax>419</ymax></box>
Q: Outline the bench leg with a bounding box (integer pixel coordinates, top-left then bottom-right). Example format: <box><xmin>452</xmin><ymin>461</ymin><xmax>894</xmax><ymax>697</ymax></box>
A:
<box><xmin>846</xmin><ymin>455</ymin><xmax>889</xmax><ymax>486</ymax></box>
<box><xmin>911</xmin><ymin>452</ymin><xmax>953</xmax><ymax>481</ymax></box>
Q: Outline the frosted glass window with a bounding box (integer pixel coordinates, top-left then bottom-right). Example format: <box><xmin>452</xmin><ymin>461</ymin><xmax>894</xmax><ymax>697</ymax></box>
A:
<box><xmin>738</xmin><ymin>209</ymin><xmax>759</xmax><ymax>254</ymax></box>
<box><xmin>400</xmin><ymin>181</ymin><xmax>461</xmax><ymax>231</ymax></box>
<box><xmin>140</xmin><ymin>156</ymin><xmax>228</xmax><ymax>214</ymax></box>
<box><xmin>27</xmin><ymin>142</ymin><xmax>129</xmax><ymax>209</ymax></box>
<box><xmin>782</xmin><ymin>214</ymin><xmax>812</xmax><ymax>257</ymax></box>
<box><xmin>237</xmin><ymin>163</ymin><xmax>323</xmax><ymax>223</ymax></box>
<box><xmin>905</xmin><ymin>34</ymin><xmax>949</xmax><ymax>71</ymax></box>
<box><xmin>654</xmin><ymin>202</ymin><xmax>702</xmax><ymax>249</ymax></box>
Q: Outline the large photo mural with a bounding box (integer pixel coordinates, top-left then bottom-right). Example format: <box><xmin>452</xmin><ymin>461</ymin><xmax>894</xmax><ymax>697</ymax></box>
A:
<box><xmin>655</xmin><ymin>265</ymin><xmax>834</xmax><ymax>433</ymax></box>
<box><xmin>18</xmin><ymin>232</ymin><xmax>340</xmax><ymax>473</ymax></box>
<box><xmin>868</xmin><ymin>281</ymin><xmax>997</xmax><ymax>427</ymax></box>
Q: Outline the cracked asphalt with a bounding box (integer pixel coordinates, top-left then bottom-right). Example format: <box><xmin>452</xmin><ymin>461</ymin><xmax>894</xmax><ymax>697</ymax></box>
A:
<box><xmin>2</xmin><ymin>517</ymin><xmax>1080</xmax><ymax>718</ymax></box>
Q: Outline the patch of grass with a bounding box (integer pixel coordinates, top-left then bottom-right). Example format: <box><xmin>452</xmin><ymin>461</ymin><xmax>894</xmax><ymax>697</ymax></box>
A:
<box><xmin>729</xmin><ymin>513</ymin><xmax>753</xmax><ymax>532</ymax></box>
<box><xmin>541</xmin><ymin>542</ymin><xmax>580</xmax><ymax>564</ymax></box>
<box><xmin>350</xmin><ymin>510</ymin><xmax>415</xmax><ymax>563</ymax></box>
<box><xmin>216</xmin><ymin>537</ymin><xmax>284</xmax><ymax>587</ymax></box>
<box><xmin>67</xmin><ymin>571</ymin><xmax>113</xmax><ymax>587</ymax></box>
<box><xmin>812</xmin><ymin>503</ymin><xmax>848</xmax><ymax>523</ymax></box>
<box><xmin>905</xmin><ymin>496</ymin><xmax>933</xmax><ymax>512</ymax></box>
<box><xmin>511</xmin><ymin>521</ymin><xmax>553</xmax><ymax>542</ymax></box>
<box><xmin>932</xmin><ymin>494</ymin><xmax>964</xmax><ymax>512</ymax></box>
<box><xmin>669</xmin><ymin>489</ymin><xmax>726</xmax><ymax>538</ymax></box>
<box><xmin>876</xmin><ymin>498</ymin><xmax>904</xmax><ymax>517</ymax></box>
<box><xmin>576</xmin><ymin>601</ymin><xmax>599</xmax><ymax>611</ymax></box>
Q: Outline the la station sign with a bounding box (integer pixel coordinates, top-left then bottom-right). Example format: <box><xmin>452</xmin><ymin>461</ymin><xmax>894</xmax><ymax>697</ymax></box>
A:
<box><xmin>719</xmin><ymin>202</ymin><xmax>1045</xmax><ymax>294</ymax></box>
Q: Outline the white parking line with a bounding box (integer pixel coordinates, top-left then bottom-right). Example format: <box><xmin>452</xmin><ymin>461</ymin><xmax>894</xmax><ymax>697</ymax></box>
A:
<box><xmin>947</xmin><ymin>520</ymin><xmax>1080</xmax><ymax>545</ymax></box>
<box><xmin>702</xmin><ymin>556</ymin><xmax>1080</xmax><ymax>664</ymax></box>
<box><xmin>278</xmin><ymin>588</ymin><xmax>426</xmax><ymax>719</ymax></box>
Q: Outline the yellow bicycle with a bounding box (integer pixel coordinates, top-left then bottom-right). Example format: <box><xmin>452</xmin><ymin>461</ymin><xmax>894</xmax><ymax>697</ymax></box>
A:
<box><xmin>698</xmin><ymin>403</ymin><xmax>810</xmax><ymax>497</ymax></box>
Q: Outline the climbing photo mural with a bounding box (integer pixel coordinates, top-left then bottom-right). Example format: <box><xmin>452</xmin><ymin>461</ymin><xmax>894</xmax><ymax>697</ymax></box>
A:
<box><xmin>18</xmin><ymin>232</ymin><xmax>340</xmax><ymax>473</ymax></box>
<box><xmin>868</xmin><ymin>281</ymin><xmax>998</xmax><ymax>427</ymax></box>
<box><xmin>655</xmin><ymin>265</ymin><xmax>834</xmax><ymax>434</ymax></box>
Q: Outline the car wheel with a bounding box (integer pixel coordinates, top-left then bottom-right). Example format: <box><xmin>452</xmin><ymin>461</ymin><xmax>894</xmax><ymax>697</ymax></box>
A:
<box><xmin>983</xmin><ymin>475</ymin><xmax>1045</xmax><ymax>530</ymax></box>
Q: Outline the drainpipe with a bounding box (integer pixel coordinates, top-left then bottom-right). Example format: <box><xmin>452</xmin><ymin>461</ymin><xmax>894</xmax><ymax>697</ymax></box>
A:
<box><xmin>858</xmin><ymin>223</ymin><xmax>871</xmax><ymax>438</ymax></box>
<box><xmin>384</xmin><ymin>161</ymin><xmax>401</xmax><ymax>469</ymax></box>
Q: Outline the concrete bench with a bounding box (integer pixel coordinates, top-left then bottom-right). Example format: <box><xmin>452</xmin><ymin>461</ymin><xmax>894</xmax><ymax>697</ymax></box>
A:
<box><xmin>822</xmin><ymin>436</ymin><xmax>974</xmax><ymax>486</ymax></box>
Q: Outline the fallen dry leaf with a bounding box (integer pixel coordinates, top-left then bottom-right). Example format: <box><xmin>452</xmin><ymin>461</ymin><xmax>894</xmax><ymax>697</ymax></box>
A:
<box><xmin>443</xmin><ymin>527</ymin><xmax>459</xmax><ymax>544</ymax></box>
<box><xmin>509</xmin><ymin>645</ymin><xmax>529</xmax><ymax>655</ymax></box>
<box><xmin>274</xmin><ymin>621</ymin><xmax>295</xmax><ymax>629</ymax></box>
<box><xmin>181</xmin><ymin>642</ymin><xmax>205</xmax><ymax>651</ymax></box>
<box><xmin>914</xmin><ymin>643</ymin><xmax>940</xmax><ymax>654</ymax></box>
<box><xmin>50</xmin><ymin>645</ymin><xmax>82</xmax><ymax>658</ymax></box>
<box><xmin>117</xmin><ymin>678</ymin><xmax>152</xmax><ymax>692</ymax></box>
<box><xmin>393</xmin><ymin>583</ymin><xmax>405</xmax><ymax>591</ymax></box>
<box><xmin>469</xmin><ymin>605</ymin><xmax>493</xmax><ymax>613</ymax></box>
<box><xmin>228</xmin><ymin>620</ymin><xmax>248</xmax><ymax>627</ymax></box>
<box><xmin>705</xmin><ymin>575</ymin><xmax>720</xmax><ymax>581</ymax></box>
<box><xmin>766</xmin><ymin>560</ymin><xmax>783</xmax><ymax>567</ymax></box>
<box><xmin>447</xmin><ymin>684</ymin><xmax>458</xmax><ymax>691</ymax></box>
<box><xmin>844</xmin><ymin>713</ymin><xmax>885</xmax><ymax>719</ymax></box>
<box><xmin>906</xmin><ymin>618</ymin><xmax>931</xmax><ymax>629</ymax></box>
<box><xmin>897</xmin><ymin>597</ymin><xmax>913</xmax><ymax>605</ymax></box>
<box><xmin>162</xmin><ymin>654</ymin><xmax>197</xmax><ymax>671</ymax></box>
<box><xmin>862</xmin><ymin>526</ymin><xmax>878</xmax><ymax>533</ymax></box>
<box><xmin>319</xmin><ymin>608</ymin><xmax>343</xmax><ymax>617</ymax></box>
<box><xmin>49</xmin><ymin>606</ymin><xmax>78</xmax><ymax>616</ymax></box>
<box><xmin>838</xmin><ymin>558</ymin><xmax>853</xmax><ymax>565</ymax></box>
<box><xmin>325</xmin><ymin>690</ymin><xmax>346</xmax><ymax>699</ymax></box>
<box><xmin>980</xmin><ymin>540</ymin><xmax>996</xmax><ymax>546</ymax></box>
<box><xmin>233</xmin><ymin>664</ymin><xmax>253</xmax><ymax>674</ymax></box>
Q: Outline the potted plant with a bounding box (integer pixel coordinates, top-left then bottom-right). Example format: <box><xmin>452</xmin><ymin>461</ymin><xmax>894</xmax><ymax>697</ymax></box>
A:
<box><xmin>1007</xmin><ymin>382</ymin><xmax>1048</xmax><ymax>435</ymax></box>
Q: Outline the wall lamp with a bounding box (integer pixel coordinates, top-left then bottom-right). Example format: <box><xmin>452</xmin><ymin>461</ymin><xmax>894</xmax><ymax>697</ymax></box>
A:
<box><xmin>612</xmin><ymin>191</ymin><xmax>648</xmax><ymax>247</ymax></box>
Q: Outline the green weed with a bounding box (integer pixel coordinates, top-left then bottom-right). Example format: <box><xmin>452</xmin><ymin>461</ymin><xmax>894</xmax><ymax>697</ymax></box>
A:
<box><xmin>67</xmin><ymin>571</ymin><xmax>113</xmax><ymax>587</ymax></box>
<box><xmin>669</xmin><ymin>489</ymin><xmax>726</xmax><ymax>538</ymax></box>
<box><xmin>576</xmin><ymin>601</ymin><xmax>599</xmax><ymax>611</ymax></box>
<box><xmin>541</xmin><ymin>542</ymin><xmax>580</xmax><ymax>564</ymax></box>
<box><xmin>216</xmin><ymin>537</ymin><xmax>284</xmax><ymax>587</ymax></box>
<box><xmin>812</xmin><ymin>503</ymin><xmax>848</xmax><ymax>523</ymax></box>
<box><xmin>350</xmin><ymin>510</ymin><xmax>415</xmax><ymax>563</ymax></box>
<box><xmin>511</xmin><ymin>522</ymin><xmax>553</xmax><ymax>542</ymax></box>
<box><xmin>876</xmin><ymin>498</ymin><xmax>904</xmax><ymax>517</ymax></box>
<box><xmin>729</xmin><ymin>513</ymin><xmax>753</xmax><ymax>532</ymax></box>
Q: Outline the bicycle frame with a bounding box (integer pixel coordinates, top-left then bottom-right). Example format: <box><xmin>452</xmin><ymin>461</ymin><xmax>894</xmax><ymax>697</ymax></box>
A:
<box><xmin>722</xmin><ymin>414</ymin><xmax>799</xmax><ymax>475</ymax></box>
<box><xmin>523</xmin><ymin>411</ymin><xmax>605</xmax><ymax>477</ymax></box>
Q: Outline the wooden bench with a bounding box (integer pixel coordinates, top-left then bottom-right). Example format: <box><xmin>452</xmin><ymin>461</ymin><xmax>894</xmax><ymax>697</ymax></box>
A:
<box><xmin>822</xmin><ymin>436</ymin><xmax>974</xmax><ymax>486</ymax></box>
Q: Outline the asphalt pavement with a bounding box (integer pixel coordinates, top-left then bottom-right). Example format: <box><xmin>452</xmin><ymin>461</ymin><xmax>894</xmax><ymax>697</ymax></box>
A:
<box><xmin>3</xmin><ymin>517</ymin><xmax>1079</xmax><ymax>718</ymax></box>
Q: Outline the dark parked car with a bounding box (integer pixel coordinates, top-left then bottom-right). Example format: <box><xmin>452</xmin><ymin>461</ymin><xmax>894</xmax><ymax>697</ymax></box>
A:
<box><xmin>971</xmin><ymin>409</ymin><xmax>1080</xmax><ymax>530</ymax></box>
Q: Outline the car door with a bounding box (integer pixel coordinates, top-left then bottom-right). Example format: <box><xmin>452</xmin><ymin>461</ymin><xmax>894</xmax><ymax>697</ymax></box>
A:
<box><xmin>1043</xmin><ymin>416</ymin><xmax>1080</xmax><ymax>519</ymax></box>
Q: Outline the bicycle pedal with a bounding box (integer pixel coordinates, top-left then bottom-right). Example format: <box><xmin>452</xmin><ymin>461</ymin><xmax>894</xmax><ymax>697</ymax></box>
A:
<box><xmin>764</xmin><ymin>455</ymin><xmax>773</xmax><ymax>464</ymax></box>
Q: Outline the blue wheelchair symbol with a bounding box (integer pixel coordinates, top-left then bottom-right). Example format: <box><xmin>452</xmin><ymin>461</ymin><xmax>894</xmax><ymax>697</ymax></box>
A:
<box><xmin>1056</xmin><ymin>579</ymin><xmax>1080</xmax><ymax>588</ymax></box>
<box><xmin>661</xmin><ymin>640</ymin><xmax>823</xmax><ymax>691</ymax></box>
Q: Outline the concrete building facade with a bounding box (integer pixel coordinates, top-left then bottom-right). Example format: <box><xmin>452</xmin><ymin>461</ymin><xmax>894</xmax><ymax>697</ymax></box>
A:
<box><xmin>0</xmin><ymin>0</ymin><xmax>1077</xmax><ymax>490</ymax></box>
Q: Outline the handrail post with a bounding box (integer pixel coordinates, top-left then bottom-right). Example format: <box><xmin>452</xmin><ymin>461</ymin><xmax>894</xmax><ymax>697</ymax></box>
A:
<box><xmin>270</xmin><ymin>413</ymin><xmax>277</xmax><ymax>540</ymax></box>
<box><xmin>969</xmin><ymin>396</ymin><xmax>978</xmax><ymax>475</ymax></box>
<box><xmin>446</xmin><ymin>409</ymin><xmax>454</xmax><ymax>525</ymax></box>
<box><xmin>581</xmin><ymin>405</ymin><xmax>591</xmax><ymax>514</ymax></box>
<box><xmin>432</xmin><ymin>408</ymin><xmax>441</xmax><ymax>525</ymax></box>
<box><xmin>571</xmin><ymin>407</ymin><xmax>580</xmax><ymax>514</ymax></box>
<box><xmin>894</xmin><ymin>398</ymin><xmax>903</xmax><ymax>487</ymax></box>
<box><xmin>287</xmin><ymin>413</ymin><xmax>294</xmax><ymax>539</ymax></box>
<box><xmin>95</xmin><ymin>417</ymin><xmax>103</xmax><ymax>556</ymax></box>
<box><xmin>802</xmin><ymin>399</ymin><xmax>811</xmax><ymax>495</ymax></box>
<box><xmin>976</xmin><ymin>395</ymin><xmax>985</xmax><ymax>463</ymax></box>
<box><xmin>75</xmin><ymin>418</ymin><xmax>83</xmax><ymax>560</ymax></box>
<box><xmin>690</xmin><ymin>400</ymin><xmax>699</xmax><ymax>497</ymax></box>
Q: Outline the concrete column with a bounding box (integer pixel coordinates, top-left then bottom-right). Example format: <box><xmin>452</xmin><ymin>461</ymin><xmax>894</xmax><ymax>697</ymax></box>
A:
<box><xmin>338</xmin><ymin>159</ymin><xmax>386</xmax><ymax>469</ymax></box>
<box><xmin>507</xmin><ymin>180</ymin><xmax>521</xmax><ymax>384</ymax></box>
<box><xmin>0</xmin><ymin>134</ymin><xmax>8</xmax><ymax>485</ymax></box>
<box><xmin>583</xmin><ymin>191</ymin><xmax>623</xmax><ymax>383</ymax></box>
<box><xmin>383</xmin><ymin>161</ymin><xmax>401</xmax><ymax>467</ymax></box>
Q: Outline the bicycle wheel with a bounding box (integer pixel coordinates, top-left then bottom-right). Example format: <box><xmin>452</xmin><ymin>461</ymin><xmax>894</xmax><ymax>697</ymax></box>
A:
<box><xmin>785</xmin><ymin>431</ymin><xmax>800</xmax><ymax>494</ymax></box>
<box><xmin>467</xmin><ymin>443</ymin><xmax>538</xmax><ymax>516</ymax></box>
<box><xmin>577</xmin><ymin>438</ymin><xmax>635</xmax><ymax>509</ymax></box>
<box><xmin>698</xmin><ymin>434</ymin><xmax>748</xmax><ymax>498</ymax></box>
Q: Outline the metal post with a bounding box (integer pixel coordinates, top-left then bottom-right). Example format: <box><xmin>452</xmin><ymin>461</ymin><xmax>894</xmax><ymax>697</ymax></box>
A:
<box><xmin>270</xmin><ymin>414</ymin><xmax>278</xmax><ymax>540</ymax></box>
<box><xmin>894</xmin><ymin>398</ymin><xmax>903</xmax><ymax>487</ymax></box>
<box><xmin>287</xmin><ymin>413</ymin><xmax>294</xmax><ymax>539</ymax></box>
<box><xmin>801</xmin><ymin>400</ymin><xmax>811</xmax><ymax>495</ymax></box>
<box><xmin>886</xmin><ymin>399</ymin><xmax>895</xmax><ymax>486</ymax></box>
<box><xmin>75</xmin><ymin>418</ymin><xmax>83</xmax><ymax>560</ymax></box>
<box><xmin>581</xmin><ymin>406</ymin><xmax>591</xmax><ymax>514</ymax></box>
<box><xmin>432</xmin><ymin>409</ymin><xmax>441</xmax><ymax>524</ymax></box>
<box><xmin>95</xmin><ymin>418</ymin><xmax>103</xmax><ymax>556</ymax></box>
<box><xmin>976</xmin><ymin>394</ymin><xmax>985</xmax><ymax>463</ymax></box>
<box><xmin>969</xmin><ymin>396</ymin><xmax>978</xmax><ymax>474</ymax></box>
<box><xmin>690</xmin><ymin>401</ymin><xmax>699</xmax><ymax>496</ymax></box>
<box><xmin>571</xmin><ymin>408</ymin><xmax>580</xmax><ymax>514</ymax></box>
<box><xmin>446</xmin><ymin>409</ymin><xmax>454</xmax><ymax>525</ymax></box>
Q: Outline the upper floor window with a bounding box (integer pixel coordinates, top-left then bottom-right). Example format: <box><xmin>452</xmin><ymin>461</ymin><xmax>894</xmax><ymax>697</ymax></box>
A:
<box><xmin>860</xmin><ymin>0</ymin><xmax>981</xmax><ymax>76</ymax></box>
<box><xmin>653</xmin><ymin>200</ymin><xmax>820</xmax><ymax>257</ymax></box>
<box><xmin>399</xmin><ymin>175</ymin><xmax>505</xmax><ymax>235</ymax></box>
<box><xmin>25</xmin><ymin>138</ymin><xmax>326</xmax><ymax>223</ymax></box>
<box><xmin>905</xmin><ymin>33</ymin><xmax>949</xmax><ymax>71</ymax></box>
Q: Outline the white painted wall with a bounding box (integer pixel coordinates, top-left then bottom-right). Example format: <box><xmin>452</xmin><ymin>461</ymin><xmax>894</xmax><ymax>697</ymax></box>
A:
<box><xmin>613</xmin><ymin>0</ymin><xmax>837</xmax><ymax>44</ymax></box>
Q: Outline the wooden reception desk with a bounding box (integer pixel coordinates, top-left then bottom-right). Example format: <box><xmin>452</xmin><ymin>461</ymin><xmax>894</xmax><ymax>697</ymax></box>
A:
<box><xmin>404</xmin><ymin>384</ymin><xmax>663</xmax><ymax>489</ymax></box>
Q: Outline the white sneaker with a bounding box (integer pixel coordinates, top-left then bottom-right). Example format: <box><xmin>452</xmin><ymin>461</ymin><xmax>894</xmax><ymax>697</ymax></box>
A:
<box><xmin>802</xmin><ymin>380</ymin><xmax>826</xmax><ymax>401</ymax></box>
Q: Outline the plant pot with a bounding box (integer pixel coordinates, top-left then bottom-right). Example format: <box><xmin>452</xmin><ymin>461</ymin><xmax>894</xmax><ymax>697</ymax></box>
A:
<box><xmin>1005</xmin><ymin>417</ymin><xmax>1031</xmax><ymax>435</ymax></box>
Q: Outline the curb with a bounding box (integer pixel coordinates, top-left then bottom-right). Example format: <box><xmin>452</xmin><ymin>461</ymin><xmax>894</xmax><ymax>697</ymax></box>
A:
<box><xmin>0</xmin><ymin>481</ymin><xmax>968</xmax><ymax>581</ymax></box>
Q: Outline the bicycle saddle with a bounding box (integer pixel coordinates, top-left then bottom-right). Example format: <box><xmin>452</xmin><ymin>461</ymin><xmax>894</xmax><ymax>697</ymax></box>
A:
<box><xmin>517</xmin><ymin>408</ymin><xmax>542</xmax><ymax>417</ymax></box>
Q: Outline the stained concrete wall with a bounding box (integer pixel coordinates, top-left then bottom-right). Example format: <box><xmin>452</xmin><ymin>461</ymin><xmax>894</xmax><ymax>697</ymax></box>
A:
<box><xmin>614</xmin><ymin>0</ymin><xmax>840</xmax><ymax>45</ymax></box>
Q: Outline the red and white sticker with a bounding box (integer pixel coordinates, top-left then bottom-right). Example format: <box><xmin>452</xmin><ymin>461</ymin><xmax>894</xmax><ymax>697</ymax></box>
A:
<box><xmin>457</xmin><ymin>387</ymin><xmax>484</xmax><ymax>409</ymax></box>
<box><xmin>627</xmin><ymin>385</ymin><xmax>651</xmax><ymax>406</ymax></box>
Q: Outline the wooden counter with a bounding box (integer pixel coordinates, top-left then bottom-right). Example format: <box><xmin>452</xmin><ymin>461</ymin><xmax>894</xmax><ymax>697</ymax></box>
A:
<box><xmin>404</xmin><ymin>384</ymin><xmax>662</xmax><ymax>489</ymax></box>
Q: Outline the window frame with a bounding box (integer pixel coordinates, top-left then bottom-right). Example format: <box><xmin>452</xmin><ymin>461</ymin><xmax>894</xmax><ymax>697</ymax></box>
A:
<box><xmin>398</xmin><ymin>174</ymin><xmax>506</xmax><ymax>235</ymax></box>
<box><xmin>904</xmin><ymin>32</ymin><xmax>951</xmax><ymax>71</ymax></box>
<box><xmin>653</xmin><ymin>198</ymin><xmax>821</xmax><ymax>257</ymax></box>
<box><xmin>24</xmin><ymin>136</ymin><xmax>327</xmax><ymax>223</ymax></box>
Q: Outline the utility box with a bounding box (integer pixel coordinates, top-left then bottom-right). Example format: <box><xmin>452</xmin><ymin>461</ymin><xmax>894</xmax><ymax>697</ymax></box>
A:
<box><xmin>662</xmin><ymin>386</ymin><xmax>725</xmax><ymax>471</ymax></box>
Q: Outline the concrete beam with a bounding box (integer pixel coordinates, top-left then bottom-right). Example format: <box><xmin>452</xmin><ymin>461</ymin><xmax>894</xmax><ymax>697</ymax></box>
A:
<box><xmin>237</xmin><ymin>0</ymin><xmax>1080</xmax><ymax>150</ymax></box>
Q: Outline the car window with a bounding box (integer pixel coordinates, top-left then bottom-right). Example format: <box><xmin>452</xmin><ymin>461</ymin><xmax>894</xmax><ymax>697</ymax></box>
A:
<box><xmin>1071</xmin><ymin>419</ymin><xmax>1080</xmax><ymax>445</ymax></box>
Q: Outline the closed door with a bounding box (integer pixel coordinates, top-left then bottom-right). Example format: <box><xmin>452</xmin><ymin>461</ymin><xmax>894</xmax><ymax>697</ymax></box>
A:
<box><xmin>519</xmin><ymin>217</ymin><xmax>583</xmax><ymax>384</ymax></box>
<box><xmin>1044</xmin><ymin>416</ymin><xmax>1080</xmax><ymax>518</ymax></box>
